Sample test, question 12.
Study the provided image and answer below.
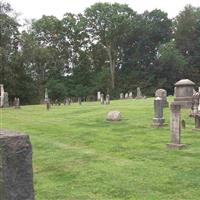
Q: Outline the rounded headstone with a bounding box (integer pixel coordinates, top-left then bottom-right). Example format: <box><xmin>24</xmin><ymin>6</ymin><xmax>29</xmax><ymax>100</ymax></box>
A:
<box><xmin>106</xmin><ymin>111</ymin><xmax>122</xmax><ymax>121</ymax></box>
<box><xmin>174</xmin><ymin>79</ymin><xmax>196</xmax><ymax>108</ymax></box>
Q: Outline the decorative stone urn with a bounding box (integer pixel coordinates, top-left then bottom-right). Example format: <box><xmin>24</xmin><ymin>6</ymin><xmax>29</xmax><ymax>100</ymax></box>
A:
<box><xmin>174</xmin><ymin>79</ymin><xmax>195</xmax><ymax>108</ymax></box>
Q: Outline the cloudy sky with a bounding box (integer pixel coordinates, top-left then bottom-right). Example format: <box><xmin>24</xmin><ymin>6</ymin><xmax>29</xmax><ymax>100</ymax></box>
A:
<box><xmin>6</xmin><ymin>0</ymin><xmax>200</xmax><ymax>21</ymax></box>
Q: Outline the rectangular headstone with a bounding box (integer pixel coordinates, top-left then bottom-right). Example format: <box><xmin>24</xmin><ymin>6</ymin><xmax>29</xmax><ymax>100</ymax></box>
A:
<box><xmin>0</xmin><ymin>130</ymin><xmax>35</xmax><ymax>200</ymax></box>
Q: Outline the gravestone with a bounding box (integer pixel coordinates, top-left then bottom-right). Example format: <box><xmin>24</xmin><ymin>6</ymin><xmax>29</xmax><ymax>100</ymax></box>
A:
<box><xmin>129</xmin><ymin>92</ymin><xmax>133</xmax><ymax>99</ymax></box>
<box><xmin>0</xmin><ymin>84</ymin><xmax>4</xmax><ymax>107</ymax></box>
<box><xmin>120</xmin><ymin>93</ymin><xmax>124</xmax><ymax>99</ymax></box>
<box><xmin>106</xmin><ymin>111</ymin><xmax>122</xmax><ymax>121</ymax></box>
<box><xmin>125</xmin><ymin>93</ymin><xmax>129</xmax><ymax>99</ymax></box>
<box><xmin>152</xmin><ymin>97</ymin><xmax>165</xmax><ymax>127</ymax></box>
<box><xmin>0</xmin><ymin>130</ymin><xmax>35</xmax><ymax>200</ymax></box>
<box><xmin>135</xmin><ymin>87</ymin><xmax>143</xmax><ymax>99</ymax></box>
<box><xmin>167</xmin><ymin>103</ymin><xmax>185</xmax><ymax>149</ymax></box>
<box><xmin>46</xmin><ymin>100</ymin><xmax>50</xmax><ymax>110</ymax></box>
<box><xmin>174</xmin><ymin>79</ymin><xmax>195</xmax><ymax>108</ymax></box>
<box><xmin>44</xmin><ymin>88</ymin><xmax>49</xmax><ymax>103</ymax></box>
<box><xmin>100</xmin><ymin>93</ymin><xmax>104</xmax><ymax>104</ymax></box>
<box><xmin>105</xmin><ymin>94</ymin><xmax>110</xmax><ymax>105</ymax></box>
<box><xmin>97</xmin><ymin>91</ymin><xmax>101</xmax><ymax>101</ymax></box>
<box><xmin>3</xmin><ymin>92</ymin><xmax>9</xmax><ymax>107</ymax></box>
<box><xmin>155</xmin><ymin>89</ymin><xmax>169</xmax><ymax>107</ymax></box>
<box><xmin>14</xmin><ymin>97</ymin><xmax>20</xmax><ymax>109</ymax></box>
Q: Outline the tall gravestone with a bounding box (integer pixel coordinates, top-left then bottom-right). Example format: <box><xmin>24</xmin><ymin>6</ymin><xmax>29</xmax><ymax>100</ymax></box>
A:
<box><xmin>129</xmin><ymin>92</ymin><xmax>133</xmax><ymax>99</ymax></box>
<box><xmin>0</xmin><ymin>130</ymin><xmax>35</xmax><ymax>200</ymax></box>
<box><xmin>105</xmin><ymin>94</ymin><xmax>110</xmax><ymax>105</ymax></box>
<box><xmin>167</xmin><ymin>103</ymin><xmax>185</xmax><ymax>149</ymax></box>
<box><xmin>135</xmin><ymin>87</ymin><xmax>143</xmax><ymax>99</ymax></box>
<box><xmin>125</xmin><ymin>93</ymin><xmax>129</xmax><ymax>99</ymax></box>
<box><xmin>0</xmin><ymin>84</ymin><xmax>4</xmax><ymax>107</ymax></box>
<box><xmin>44</xmin><ymin>88</ymin><xmax>49</xmax><ymax>103</ymax></box>
<box><xmin>152</xmin><ymin>97</ymin><xmax>165</xmax><ymax>127</ymax></box>
<box><xmin>100</xmin><ymin>93</ymin><xmax>104</xmax><ymax>104</ymax></box>
<box><xmin>97</xmin><ymin>91</ymin><xmax>101</xmax><ymax>101</ymax></box>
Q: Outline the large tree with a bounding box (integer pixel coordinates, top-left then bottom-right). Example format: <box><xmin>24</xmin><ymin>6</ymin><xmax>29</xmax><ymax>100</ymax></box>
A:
<box><xmin>85</xmin><ymin>3</ymin><xmax>137</xmax><ymax>89</ymax></box>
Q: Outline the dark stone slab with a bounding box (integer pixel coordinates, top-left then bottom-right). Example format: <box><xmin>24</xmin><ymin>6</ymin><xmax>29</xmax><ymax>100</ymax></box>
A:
<box><xmin>0</xmin><ymin>129</ymin><xmax>34</xmax><ymax>200</ymax></box>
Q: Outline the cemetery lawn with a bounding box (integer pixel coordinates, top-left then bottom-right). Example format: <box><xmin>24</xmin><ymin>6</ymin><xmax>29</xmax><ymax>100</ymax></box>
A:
<box><xmin>1</xmin><ymin>98</ymin><xmax>200</xmax><ymax>200</ymax></box>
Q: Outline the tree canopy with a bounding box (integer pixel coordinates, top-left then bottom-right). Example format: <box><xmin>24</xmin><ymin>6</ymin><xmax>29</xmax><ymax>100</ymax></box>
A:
<box><xmin>0</xmin><ymin>1</ymin><xmax>199</xmax><ymax>104</ymax></box>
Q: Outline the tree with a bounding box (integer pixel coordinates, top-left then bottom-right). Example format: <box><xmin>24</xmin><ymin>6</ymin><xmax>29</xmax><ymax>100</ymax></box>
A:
<box><xmin>85</xmin><ymin>3</ymin><xmax>137</xmax><ymax>89</ymax></box>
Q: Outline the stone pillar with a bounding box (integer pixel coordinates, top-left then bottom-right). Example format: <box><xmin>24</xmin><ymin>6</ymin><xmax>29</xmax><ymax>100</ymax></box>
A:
<box><xmin>100</xmin><ymin>94</ymin><xmax>104</xmax><ymax>104</ymax></box>
<box><xmin>167</xmin><ymin>103</ymin><xmax>185</xmax><ymax>149</ymax></box>
<box><xmin>44</xmin><ymin>88</ymin><xmax>48</xmax><ymax>103</ymax></box>
<box><xmin>0</xmin><ymin>84</ymin><xmax>4</xmax><ymax>107</ymax></box>
<box><xmin>0</xmin><ymin>130</ymin><xmax>35</xmax><ymax>200</ymax></box>
<box><xmin>152</xmin><ymin>97</ymin><xmax>165</xmax><ymax>127</ymax></box>
<box><xmin>97</xmin><ymin>91</ymin><xmax>101</xmax><ymax>101</ymax></box>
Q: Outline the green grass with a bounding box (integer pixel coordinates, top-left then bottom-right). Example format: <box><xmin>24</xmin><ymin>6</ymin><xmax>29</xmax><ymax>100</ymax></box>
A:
<box><xmin>1</xmin><ymin>98</ymin><xmax>200</xmax><ymax>200</ymax></box>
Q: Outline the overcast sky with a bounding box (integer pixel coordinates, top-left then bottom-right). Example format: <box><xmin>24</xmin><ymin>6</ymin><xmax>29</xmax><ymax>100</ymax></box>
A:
<box><xmin>6</xmin><ymin>0</ymin><xmax>200</xmax><ymax>22</ymax></box>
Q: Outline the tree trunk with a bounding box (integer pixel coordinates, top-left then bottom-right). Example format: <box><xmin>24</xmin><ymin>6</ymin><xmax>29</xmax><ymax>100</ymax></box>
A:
<box><xmin>106</xmin><ymin>47</ymin><xmax>115</xmax><ymax>89</ymax></box>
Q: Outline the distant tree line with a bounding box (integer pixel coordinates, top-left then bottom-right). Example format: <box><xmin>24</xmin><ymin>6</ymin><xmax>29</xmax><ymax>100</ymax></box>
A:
<box><xmin>1</xmin><ymin>1</ymin><xmax>200</xmax><ymax>104</ymax></box>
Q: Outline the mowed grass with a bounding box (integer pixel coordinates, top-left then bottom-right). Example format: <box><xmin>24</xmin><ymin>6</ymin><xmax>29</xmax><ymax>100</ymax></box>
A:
<box><xmin>1</xmin><ymin>98</ymin><xmax>200</xmax><ymax>200</ymax></box>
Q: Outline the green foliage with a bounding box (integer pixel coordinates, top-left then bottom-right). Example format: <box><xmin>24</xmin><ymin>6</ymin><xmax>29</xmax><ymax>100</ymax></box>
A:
<box><xmin>2</xmin><ymin>2</ymin><xmax>200</xmax><ymax>103</ymax></box>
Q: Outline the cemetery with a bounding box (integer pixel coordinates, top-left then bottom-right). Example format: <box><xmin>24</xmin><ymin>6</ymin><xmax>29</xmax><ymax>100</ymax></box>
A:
<box><xmin>1</xmin><ymin>0</ymin><xmax>200</xmax><ymax>199</ymax></box>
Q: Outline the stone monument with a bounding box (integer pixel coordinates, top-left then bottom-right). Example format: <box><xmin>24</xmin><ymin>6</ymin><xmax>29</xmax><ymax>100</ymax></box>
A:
<box><xmin>97</xmin><ymin>91</ymin><xmax>101</xmax><ymax>101</ymax></box>
<box><xmin>152</xmin><ymin>97</ymin><xmax>165</xmax><ymax>127</ymax></box>
<box><xmin>174</xmin><ymin>79</ymin><xmax>195</xmax><ymax>108</ymax></box>
<box><xmin>120</xmin><ymin>93</ymin><xmax>124</xmax><ymax>99</ymax></box>
<box><xmin>135</xmin><ymin>87</ymin><xmax>143</xmax><ymax>99</ymax></box>
<box><xmin>0</xmin><ymin>84</ymin><xmax>9</xmax><ymax>108</ymax></box>
<box><xmin>155</xmin><ymin>89</ymin><xmax>169</xmax><ymax>107</ymax></box>
<box><xmin>167</xmin><ymin>103</ymin><xmax>185</xmax><ymax>149</ymax></box>
<box><xmin>125</xmin><ymin>93</ymin><xmax>129</xmax><ymax>99</ymax></box>
<box><xmin>14</xmin><ymin>97</ymin><xmax>20</xmax><ymax>109</ymax></box>
<box><xmin>44</xmin><ymin>88</ymin><xmax>49</xmax><ymax>103</ymax></box>
<box><xmin>0</xmin><ymin>130</ymin><xmax>35</xmax><ymax>200</ymax></box>
<box><xmin>129</xmin><ymin>92</ymin><xmax>133</xmax><ymax>99</ymax></box>
<box><xmin>105</xmin><ymin>94</ymin><xmax>110</xmax><ymax>105</ymax></box>
<box><xmin>100</xmin><ymin>93</ymin><xmax>104</xmax><ymax>104</ymax></box>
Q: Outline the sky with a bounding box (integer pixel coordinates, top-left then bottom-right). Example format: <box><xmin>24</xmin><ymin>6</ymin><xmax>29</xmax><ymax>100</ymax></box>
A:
<box><xmin>5</xmin><ymin>0</ymin><xmax>200</xmax><ymax>22</ymax></box>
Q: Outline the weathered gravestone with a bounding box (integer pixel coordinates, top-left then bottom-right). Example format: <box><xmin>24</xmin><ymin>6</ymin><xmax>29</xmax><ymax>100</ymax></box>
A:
<box><xmin>3</xmin><ymin>92</ymin><xmax>9</xmax><ymax>107</ymax></box>
<box><xmin>167</xmin><ymin>103</ymin><xmax>185</xmax><ymax>149</ymax></box>
<box><xmin>105</xmin><ymin>94</ymin><xmax>110</xmax><ymax>105</ymax></box>
<box><xmin>97</xmin><ymin>91</ymin><xmax>101</xmax><ymax>101</ymax></box>
<box><xmin>155</xmin><ymin>89</ymin><xmax>169</xmax><ymax>107</ymax></box>
<box><xmin>129</xmin><ymin>92</ymin><xmax>133</xmax><ymax>99</ymax></box>
<box><xmin>120</xmin><ymin>93</ymin><xmax>124</xmax><ymax>99</ymax></box>
<box><xmin>152</xmin><ymin>97</ymin><xmax>165</xmax><ymax>127</ymax></box>
<box><xmin>100</xmin><ymin>93</ymin><xmax>104</xmax><ymax>104</ymax></box>
<box><xmin>135</xmin><ymin>87</ymin><xmax>143</xmax><ymax>99</ymax></box>
<box><xmin>106</xmin><ymin>111</ymin><xmax>122</xmax><ymax>121</ymax></box>
<box><xmin>174</xmin><ymin>79</ymin><xmax>195</xmax><ymax>108</ymax></box>
<box><xmin>44</xmin><ymin>88</ymin><xmax>49</xmax><ymax>103</ymax></box>
<box><xmin>14</xmin><ymin>97</ymin><xmax>20</xmax><ymax>109</ymax></box>
<box><xmin>0</xmin><ymin>130</ymin><xmax>35</xmax><ymax>200</ymax></box>
<box><xmin>125</xmin><ymin>93</ymin><xmax>129</xmax><ymax>99</ymax></box>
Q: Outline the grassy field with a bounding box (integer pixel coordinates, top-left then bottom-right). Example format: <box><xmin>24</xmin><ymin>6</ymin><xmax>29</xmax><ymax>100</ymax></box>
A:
<box><xmin>1</xmin><ymin>98</ymin><xmax>200</xmax><ymax>200</ymax></box>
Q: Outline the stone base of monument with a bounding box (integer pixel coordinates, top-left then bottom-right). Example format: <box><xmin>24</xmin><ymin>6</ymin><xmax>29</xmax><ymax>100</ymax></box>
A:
<box><xmin>166</xmin><ymin>143</ymin><xmax>186</xmax><ymax>150</ymax></box>
<box><xmin>152</xmin><ymin>118</ymin><xmax>165</xmax><ymax>127</ymax></box>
